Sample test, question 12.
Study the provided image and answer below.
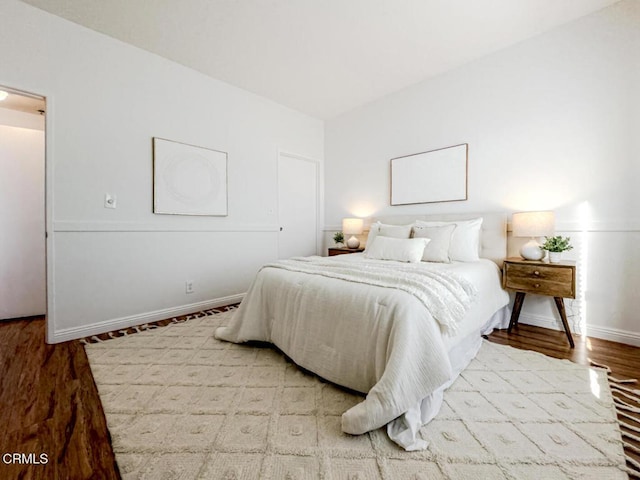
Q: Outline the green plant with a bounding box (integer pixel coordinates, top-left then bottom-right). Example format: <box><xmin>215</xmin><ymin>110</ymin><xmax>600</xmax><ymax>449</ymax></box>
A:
<box><xmin>333</xmin><ymin>231</ymin><xmax>344</xmax><ymax>244</ymax></box>
<box><xmin>540</xmin><ymin>235</ymin><xmax>573</xmax><ymax>253</ymax></box>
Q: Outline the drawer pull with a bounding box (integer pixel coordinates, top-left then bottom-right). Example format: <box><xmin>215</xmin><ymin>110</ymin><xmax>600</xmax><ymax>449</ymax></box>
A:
<box><xmin>534</xmin><ymin>283</ymin><xmax>540</xmax><ymax>288</ymax></box>
<box><xmin>534</xmin><ymin>271</ymin><xmax>540</xmax><ymax>276</ymax></box>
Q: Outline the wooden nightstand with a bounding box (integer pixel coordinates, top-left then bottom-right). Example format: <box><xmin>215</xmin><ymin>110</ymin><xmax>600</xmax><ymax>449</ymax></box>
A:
<box><xmin>328</xmin><ymin>247</ymin><xmax>364</xmax><ymax>256</ymax></box>
<box><xmin>502</xmin><ymin>257</ymin><xmax>576</xmax><ymax>348</ymax></box>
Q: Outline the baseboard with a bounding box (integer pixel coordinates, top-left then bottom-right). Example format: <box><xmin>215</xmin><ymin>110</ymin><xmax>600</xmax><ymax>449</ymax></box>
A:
<box><xmin>517</xmin><ymin>312</ymin><xmax>570</xmax><ymax>332</ymax></box>
<box><xmin>517</xmin><ymin>313</ymin><xmax>640</xmax><ymax>347</ymax></box>
<box><xmin>582</xmin><ymin>324</ymin><xmax>640</xmax><ymax>347</ymax></box>
<box><xmin>50</xmin><ymin>293</ymin><xmax>245</xmax><ymax>344</ymax></box>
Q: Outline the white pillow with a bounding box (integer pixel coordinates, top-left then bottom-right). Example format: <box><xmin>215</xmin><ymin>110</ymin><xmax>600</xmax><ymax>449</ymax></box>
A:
<box><xmin>414</xmin><ymin>217</ymin><xmax>483</xmax><ymax>262</ymax></box>
<box><xmin>411</xmin><ymin>224</ymin><xmax>455</xmax><ymax>263</ymax></box>
<box><xmin>364</xmin><ymin>236</ymin><xmax>429</xmax><ymax>263</ymax></box>
<box><xmin>364</xmin><ymin>222</ymin><xmax>413</xmax><ymax>252</ymax></box>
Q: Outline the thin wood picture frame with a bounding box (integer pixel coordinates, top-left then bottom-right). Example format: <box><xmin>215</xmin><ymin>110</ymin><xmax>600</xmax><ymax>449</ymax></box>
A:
<box><xmin>153</xmin><ymin>137</ymin><xmax>228</xmax><ymax>216</ymax></box>
<box><xmin>390</xmin><ymin>143</ymin><xmax>468</xmax><ymax>206</ymax></box>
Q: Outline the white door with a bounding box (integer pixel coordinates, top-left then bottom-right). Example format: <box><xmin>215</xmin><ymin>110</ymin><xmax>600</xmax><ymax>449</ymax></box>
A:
<box><xmin>277</xmin><ymin>152</ymin><xmax>318</xmax><ymax>259</ymax></box>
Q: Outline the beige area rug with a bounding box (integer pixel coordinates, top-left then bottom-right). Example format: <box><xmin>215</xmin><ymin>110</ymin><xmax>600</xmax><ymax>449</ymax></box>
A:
<box><xmin>85</xmin><ymin>310</ymin><xmax>629</xmax><ymax>480</ymax></box>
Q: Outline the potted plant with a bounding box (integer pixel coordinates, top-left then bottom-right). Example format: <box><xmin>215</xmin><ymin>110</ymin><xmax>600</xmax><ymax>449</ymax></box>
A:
<box><xmin>540</xmin><ymin>235</ymin><xmax>573</xmax><ymax>263</ymax></box>
<box><xmin>333</xmin><ymin>231</ymin><xmax>344</xmax><ymax>247</ymax></box>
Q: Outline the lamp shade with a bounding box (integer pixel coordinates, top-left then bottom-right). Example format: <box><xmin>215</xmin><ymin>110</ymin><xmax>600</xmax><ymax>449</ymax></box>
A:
<box><xmin>342</xmin><ymin>218</ymin><xmax>363</xmax><ymax>235</ymax></box>
<box><xmin>512</xmin><ymin>211</ymin><xmax>555</xmax><ymax>237</ymax></box>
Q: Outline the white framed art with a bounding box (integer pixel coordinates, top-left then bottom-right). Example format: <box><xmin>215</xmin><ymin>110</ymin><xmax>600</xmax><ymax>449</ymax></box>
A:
<box><xmin>390</xmin><ymin>143</ymin><xmax>468</xmax><ymax>206</ymax></box>
<box><xmin>153</xmin><ymin>137</ymin><xmax>228</xmax><ymax>216</ymax></box>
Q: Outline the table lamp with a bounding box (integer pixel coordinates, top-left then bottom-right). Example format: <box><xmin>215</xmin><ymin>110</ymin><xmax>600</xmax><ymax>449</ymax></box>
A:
<box><xmin>512</xmin><ymin>211</ymin><xmax>555</xmax><ymax>260</ymax></box>
<box><xmin>342</xmin><ymin>218</ymin><xmax>364</xmax><ymax>249</ymax></box>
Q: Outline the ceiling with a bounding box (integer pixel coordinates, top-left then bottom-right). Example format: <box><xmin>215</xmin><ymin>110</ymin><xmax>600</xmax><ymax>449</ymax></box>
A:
<box><xmin>21</xmin><ymin>0</ymin><xmax>620</xmax><ymax>119</ymax></box>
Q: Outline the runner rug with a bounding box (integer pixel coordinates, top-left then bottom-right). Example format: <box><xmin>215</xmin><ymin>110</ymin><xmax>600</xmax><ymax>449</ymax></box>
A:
<box><xmin>84</xmin><ymin>310</ymin><xmax>629</xmax><ymax>479</ymax></box>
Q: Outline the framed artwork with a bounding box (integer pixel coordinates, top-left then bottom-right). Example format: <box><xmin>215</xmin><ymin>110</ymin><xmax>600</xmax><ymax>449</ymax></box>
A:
<box><xmin>153</xmin><ymin>137</ymin><xmax>228</xmax><ymax>216</ymax></box>
<box><xmin>390</xmin><ymin>143</ymin><xmax>468</xmax><ymax>206</ymax></box>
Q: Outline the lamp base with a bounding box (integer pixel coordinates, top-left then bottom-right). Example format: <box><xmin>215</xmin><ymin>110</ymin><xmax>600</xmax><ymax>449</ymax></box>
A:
<box><xmin>520</xmin><ymin>238</ymin><xmax>545</xmax><ymax>260</ymax></box>
<box><xmin>346</xmin><ymin>236</ymin><xmax>360</xmax><ymax>249</ymax></box>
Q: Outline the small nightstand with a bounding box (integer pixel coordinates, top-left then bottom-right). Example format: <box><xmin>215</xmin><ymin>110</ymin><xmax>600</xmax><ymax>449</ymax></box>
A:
<box><xmin>502</xmin><ymin>257</ymin><xmax>576</xmax><ymax>348</ymax></box>
<box><xmin>328</xmin><ymin>247</ymin><xmax>365</xmax><ymax>257</ymax></box>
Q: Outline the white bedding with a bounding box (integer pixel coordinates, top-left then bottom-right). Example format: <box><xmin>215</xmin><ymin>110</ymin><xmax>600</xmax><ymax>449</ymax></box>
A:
<box><xmin>215</xmin><ymin>254</ymin><xmax>509</xmax><ymax>450</ymax></box>
<box><xmin>260</xmin><ymin>256</ymin><xmax>477</xmax><ymax>334</ymax></box>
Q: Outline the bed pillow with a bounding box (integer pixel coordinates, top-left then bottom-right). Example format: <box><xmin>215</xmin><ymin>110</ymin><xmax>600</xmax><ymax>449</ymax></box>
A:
<box><xmin>364</xmin><ymin>222</ymin><xmax>413</xmax><ymax>252</ymax></box>
<box><xmin>411</xmin><ymin>224</ymin><xmax>455</xmax><ymax>263</ymax></box>
<box><xmin>414</xmin><ymin>217</ymin><xmax>483</xmax><ymax>262</ymax></box>
<box><xmin>364</xmin><ymin>236</ymin><xmax>430</xmax><ymax>263</ymax></box>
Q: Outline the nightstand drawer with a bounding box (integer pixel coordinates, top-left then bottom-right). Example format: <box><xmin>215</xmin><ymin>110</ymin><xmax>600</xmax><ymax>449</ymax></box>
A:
<box><xmin>328</xmin><ymin>247</ymin><xmax>364</xmax><ymax>256</ymax></box>
<box><xmin>504</xmin><ymin>263</ymin><xmax>575</xmax><ymax>298</ymax></box>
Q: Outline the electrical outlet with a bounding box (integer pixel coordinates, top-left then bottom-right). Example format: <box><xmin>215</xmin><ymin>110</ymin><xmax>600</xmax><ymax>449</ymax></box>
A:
<box><xmin>185</xmin><ymin>281</ymin><xmax>194</xmax><ymax>294</ymax></box>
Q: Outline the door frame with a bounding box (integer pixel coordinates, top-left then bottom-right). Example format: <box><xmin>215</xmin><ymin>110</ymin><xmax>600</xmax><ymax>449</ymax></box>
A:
<box><xmin>0</xmin><ymin>83</ymin><xmax>54</xmax><ymax>342</ymax></box>
<box><xmin>276</xmin><ymin>149</ymin><xmax>322</xmax><ymax>258</ymax></box>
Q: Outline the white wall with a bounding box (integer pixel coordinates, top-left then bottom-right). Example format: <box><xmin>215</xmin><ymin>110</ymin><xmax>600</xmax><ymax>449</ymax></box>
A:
<box><xmin>0</xmin><ymin>1</ymin><xmax>324</xmax><ymax>342</ymax></box>
<box><xmin>325</xmin><ymin>1</ymin><xmax>640</xmax><ymax>345</ymax></box>
<box><xmin>0</xmin><ymin>108</ymin><xmax>46</xmax><ymax>319</ymax></box>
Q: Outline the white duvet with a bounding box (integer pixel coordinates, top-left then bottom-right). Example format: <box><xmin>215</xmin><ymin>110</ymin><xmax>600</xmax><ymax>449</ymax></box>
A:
<box><xmin>215</xmin><ymin>254</ymin><xmax>508</xmax><ymax>449</ymax></box>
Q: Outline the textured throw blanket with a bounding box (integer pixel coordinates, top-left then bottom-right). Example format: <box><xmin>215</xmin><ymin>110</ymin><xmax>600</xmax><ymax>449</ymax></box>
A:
<box><xmin>263</xmin><ymin>256</ymin><xmax>477</xmax><ymax>335</ymax></box>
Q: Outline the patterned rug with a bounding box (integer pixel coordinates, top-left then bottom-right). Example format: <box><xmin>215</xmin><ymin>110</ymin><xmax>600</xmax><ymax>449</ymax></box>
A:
<box><xmin>85</xmin><ymin>310</ymin><xmax>630</xmax><ymax>479</ymax></box>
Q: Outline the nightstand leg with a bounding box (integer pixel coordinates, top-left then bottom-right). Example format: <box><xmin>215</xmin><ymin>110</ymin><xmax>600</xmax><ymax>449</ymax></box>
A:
<box><xmin>508</xmin><ymin>292</ymin><xmax>526</xmax><ymax>333</ymax></box>
<box><xmin>553</xmin><ymin>297</ymin><xmax>575</xmax><ymax>348</ymax></box>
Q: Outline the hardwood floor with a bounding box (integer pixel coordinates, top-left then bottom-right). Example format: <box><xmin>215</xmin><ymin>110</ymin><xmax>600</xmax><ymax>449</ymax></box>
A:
<box><xmin>0</xmin><ymin>316</ymin><xmax>119</xmax><ymax>480</ymax></box>
<box><xmin>0</xmin><ymin>315</ymin><xmax>638</xmax><ymax>479</ymax></box>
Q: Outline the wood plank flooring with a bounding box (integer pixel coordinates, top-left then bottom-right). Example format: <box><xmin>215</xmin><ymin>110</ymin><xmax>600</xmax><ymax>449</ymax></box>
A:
<box><xmin>0</xmin><ymin>316</ymin><xmax>119</xmax><ymax>480</ymax></box>
<box><xmin>0</xmin><ymin>315</ymin><xmax>638</xmax><ymax>479</ymax></box>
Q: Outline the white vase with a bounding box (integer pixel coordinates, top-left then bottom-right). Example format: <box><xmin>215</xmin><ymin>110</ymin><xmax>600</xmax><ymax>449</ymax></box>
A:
<box><xmin>548</xmin><ymin>251</ymin><xmax>562</xmax><ymax>263</ymax></box>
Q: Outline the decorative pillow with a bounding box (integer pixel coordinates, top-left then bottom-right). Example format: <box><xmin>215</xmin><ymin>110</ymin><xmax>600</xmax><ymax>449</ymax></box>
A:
<box><xmin>411</xmin><ymin>224</ymin><xmax>455</xmax><ymax>263</ymax></box>
<box><xmin>414</xmin><ymin>217</ymin><xmax>483</xmax><ymax>262</ymax></box>
<box><xmin>364</xmin><ymin>236</ymin><xmax>430</xmax><ymax>263</ymax></box>
<box><xmin>364</xmin><ymin>222</ymin><xmax>413</xmax><ymax>252</ymax></box>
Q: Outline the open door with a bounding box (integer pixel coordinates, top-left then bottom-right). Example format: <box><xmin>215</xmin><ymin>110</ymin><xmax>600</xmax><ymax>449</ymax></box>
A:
<box><xmin>0</xmin><ymin>87</ymin><xmax>47</xmax><ymax>323</ymax></box>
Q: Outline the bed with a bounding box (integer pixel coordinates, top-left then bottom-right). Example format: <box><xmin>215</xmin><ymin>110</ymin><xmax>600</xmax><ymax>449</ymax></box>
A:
<box><xmin>215</xmin><ymin>212</ymin><xmax>510</xmax><ymax>450</ymax></box>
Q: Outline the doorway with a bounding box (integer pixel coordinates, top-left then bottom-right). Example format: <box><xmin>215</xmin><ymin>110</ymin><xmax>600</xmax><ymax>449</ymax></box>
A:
<box><xmin>0</xmin><ymin>86</ymin><xmax>47</xmax><ymax>322</ymax></box>
<box><xmin>277</xmin><ymin>151</ymin><xmax>319</xmax><ymax>259</ymax></box>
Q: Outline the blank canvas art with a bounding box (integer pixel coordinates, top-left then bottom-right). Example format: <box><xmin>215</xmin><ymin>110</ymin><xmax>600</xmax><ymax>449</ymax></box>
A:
<box><xmin>390</xmin><ymin>143</ymin><xmax>468</xmax><ymax>205</ymax></box>
<box><xmin>153</xmin><ymin>137</ymin><xmax>228</xmax><ymax>216</ymax></box>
